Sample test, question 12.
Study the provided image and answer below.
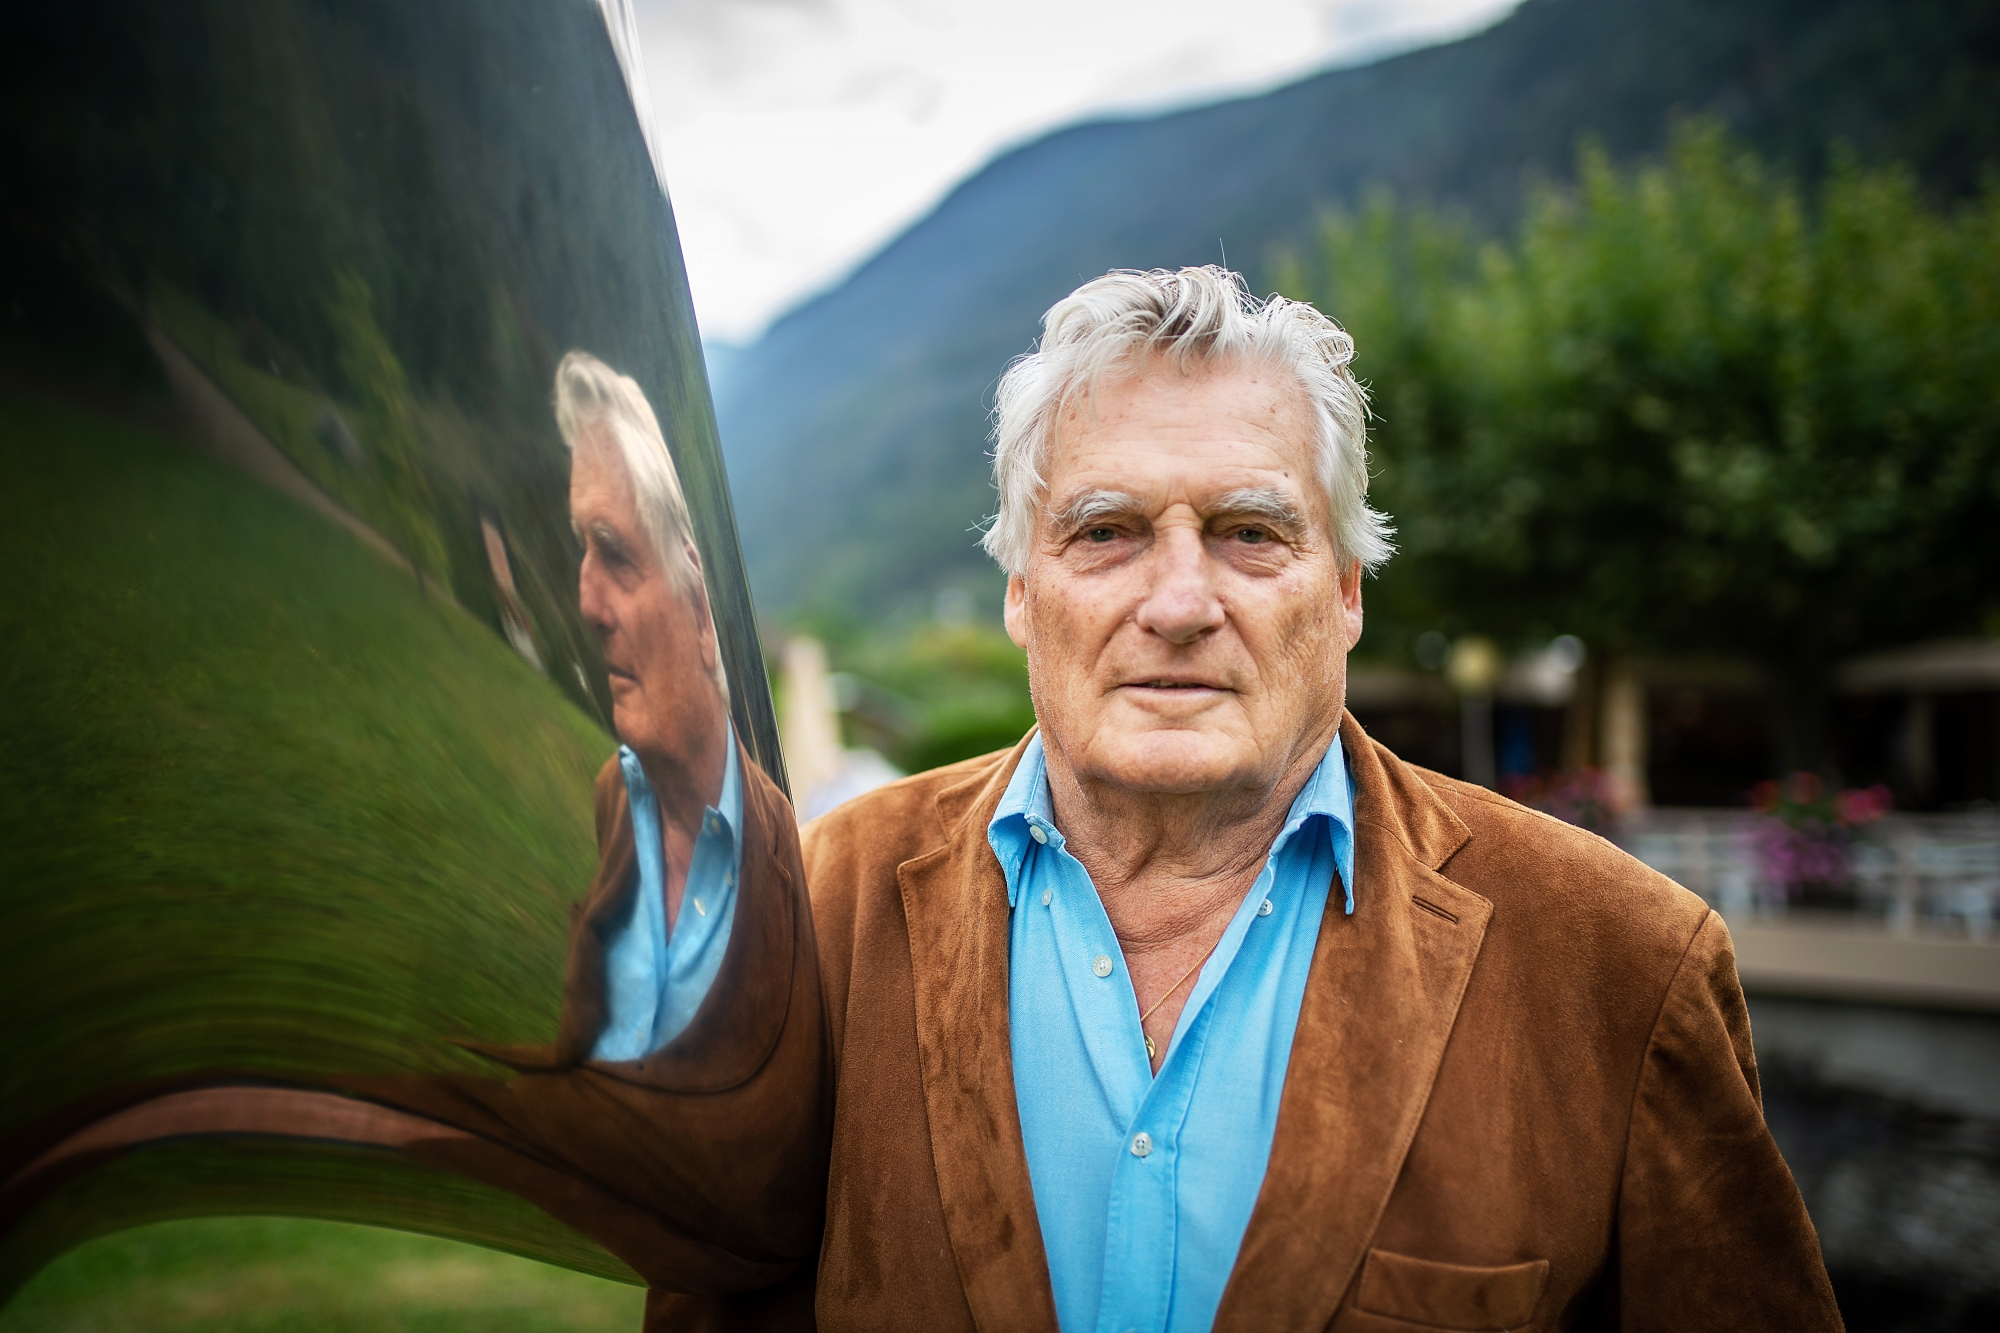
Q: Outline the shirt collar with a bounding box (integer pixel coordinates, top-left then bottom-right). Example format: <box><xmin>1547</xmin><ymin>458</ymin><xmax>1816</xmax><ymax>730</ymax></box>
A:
<box><xmin>1275</xmin><ymin>730</ymin><xmax>1356</xmax><ymax>914</ymax></box>
<box><xmin>989</xmin><ymin>732</ymin><xmax>1056</xmax><ymax>906</ymax></box>
<box><xmin>617</xmin><ymin>719</ymin><xmax>743</xmax><ymax>858</ymax></box>
<box><xmin>988</xmin><ymin>730</ymin><xmax>1355</xmax><ymax>913</ymax></box>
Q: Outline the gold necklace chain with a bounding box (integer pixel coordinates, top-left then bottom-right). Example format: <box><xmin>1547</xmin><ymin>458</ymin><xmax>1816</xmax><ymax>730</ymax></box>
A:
<box><xmin>1138</xmin><ymin>943</ymin><xmax>1217</xmax><ymax>1062</ymax></box>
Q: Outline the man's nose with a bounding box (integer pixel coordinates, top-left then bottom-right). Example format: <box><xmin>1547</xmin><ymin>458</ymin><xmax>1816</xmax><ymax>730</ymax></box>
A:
<box><xmin>1133</xmin><ymin>527</ymin><xmax>1224</xmax><ymax>645</ymax></box>
<box><xmin>577</xmin><ymin>554</ymin><xmax>613</xmax><ymax>638</ymax></box>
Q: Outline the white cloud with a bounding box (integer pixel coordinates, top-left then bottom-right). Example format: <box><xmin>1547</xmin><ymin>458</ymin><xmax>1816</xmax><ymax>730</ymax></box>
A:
<box><xmin>633</xmin><ymin>0</ymin><xmax>1520</xmax><ymax>341</ymax></box>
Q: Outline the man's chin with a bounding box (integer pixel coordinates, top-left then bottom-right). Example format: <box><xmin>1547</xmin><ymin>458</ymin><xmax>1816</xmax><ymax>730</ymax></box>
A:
<box><xmin>610</xmin><ymin>701</ymin><xmax>649</xmax><ymax>751</ymax></box>
<box><xmin>1074</xmin><ymin>730</ymin><xmax>1259</xmax><ymax>796</ymax></box>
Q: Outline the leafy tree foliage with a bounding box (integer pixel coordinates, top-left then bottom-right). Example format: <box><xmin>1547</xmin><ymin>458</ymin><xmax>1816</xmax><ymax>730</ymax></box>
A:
<box><xmin>1281</xmin><ymin>124</ymin><xmax>2000</xmax><ymax>766</ymax></box>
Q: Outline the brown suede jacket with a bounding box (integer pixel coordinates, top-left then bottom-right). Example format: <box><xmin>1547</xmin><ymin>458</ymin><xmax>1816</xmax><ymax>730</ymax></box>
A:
<box><xmin>184</xmin><ymin>717</ymin><xmax>1838</xmax><ymax>1331</ymax></box>
<box><xmin>765</xmin><ymin>715</ymin><xmax>1842</xmax><ymax>1332</ymax></box>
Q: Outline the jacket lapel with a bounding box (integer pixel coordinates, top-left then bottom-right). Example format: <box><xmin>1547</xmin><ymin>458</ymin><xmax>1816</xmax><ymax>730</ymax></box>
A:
<box><xmin>1214</xmin><ymin>713</ymin><xmax>1490</xmax><ymax>1333</ymax></box>
<box><xmin>554</xmin><ymin>760</ymin><xmax>641</xmax><ymax>1066</ymax></box>
<box><xmin>464</xmin><ymin>756</ymin><xmax>637</xmax><ymax>1073</ymax></box>
<box><xmin>897</xmin><ymin>736</ymin><xmax>1061</xmax><ymax>1331</ymax></box>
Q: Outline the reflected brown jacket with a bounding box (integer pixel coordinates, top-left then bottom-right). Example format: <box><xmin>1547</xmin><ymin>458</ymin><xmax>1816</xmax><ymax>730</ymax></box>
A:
<box><xmin>382</xmin><ymin>716</ymin><xmax>1845</xmax><ymax>1332</ymax></box>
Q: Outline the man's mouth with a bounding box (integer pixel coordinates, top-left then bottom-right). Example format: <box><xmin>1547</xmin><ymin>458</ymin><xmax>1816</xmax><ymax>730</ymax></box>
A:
<box><xmin>1122</xmin><ymin>678</ymin><xmax>1226</xmax><ymax>691</ymax></box>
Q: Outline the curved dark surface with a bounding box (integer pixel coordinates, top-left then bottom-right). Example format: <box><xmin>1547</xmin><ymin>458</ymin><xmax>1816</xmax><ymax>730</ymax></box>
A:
<box><xmin>0</xmin><ymin>0</ymin><xmax>788</xmax><ymax>1301</ymax></box>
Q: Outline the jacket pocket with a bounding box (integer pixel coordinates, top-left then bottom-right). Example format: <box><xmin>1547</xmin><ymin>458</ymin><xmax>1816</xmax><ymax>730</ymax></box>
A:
<box><xmin>1352</xmin><ymin>1248</ymin><xmax>1550</xmax><ymax>1331</ymax></box>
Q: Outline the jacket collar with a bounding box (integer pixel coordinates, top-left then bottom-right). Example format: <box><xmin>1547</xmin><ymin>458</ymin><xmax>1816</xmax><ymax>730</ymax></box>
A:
<box><xmin>899</xmin><ymin>715</ymin><xmax>1487</xmax><ymax>1333</ymax></box>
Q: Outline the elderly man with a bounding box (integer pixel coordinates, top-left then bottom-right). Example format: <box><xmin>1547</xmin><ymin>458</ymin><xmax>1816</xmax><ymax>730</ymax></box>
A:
<box><xmin>343</xmin><ymin>281</ymin><xmax>1838</xmax><ymax>1332</ymax></box>
<box><xmin>558</xmin><ymin>350</ymin><xmax>747</xmax><ymax>1060</ymax></box>
<box><xmin>631</xmin><ymin>269</ymin><xmax>1841</xmax><ymax>1330</ymax></box>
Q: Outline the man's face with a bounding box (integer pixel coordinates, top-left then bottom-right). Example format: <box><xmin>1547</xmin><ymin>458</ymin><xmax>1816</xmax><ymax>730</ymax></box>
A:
<box><xmin>1004</xmin><ymin>357</ymin><xmax>1362</xmax><ymax>797</ymax></box>
<box><xmin>570</xmin><ymin>427</ymin><xmax>721</xmax><ymax>770</ymax></box>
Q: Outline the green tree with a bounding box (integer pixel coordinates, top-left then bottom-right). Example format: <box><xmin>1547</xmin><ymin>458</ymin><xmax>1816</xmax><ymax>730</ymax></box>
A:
<box><xmin>1281</xmin><ymin>124</ymin><xmax>2000</xmax><ymax>771</ymax></box>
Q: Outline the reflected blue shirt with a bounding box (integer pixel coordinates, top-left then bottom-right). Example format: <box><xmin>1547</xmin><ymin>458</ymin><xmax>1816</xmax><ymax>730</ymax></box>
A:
<box><xmin>991</xmin><ymin>733</ymin><xmax>1355</xmax><ymax>1333</ymax></box>
<box><xmin>591</xmin><ymin>730</ymin><xmax>743</xmax><ymax>1061</ymax></box>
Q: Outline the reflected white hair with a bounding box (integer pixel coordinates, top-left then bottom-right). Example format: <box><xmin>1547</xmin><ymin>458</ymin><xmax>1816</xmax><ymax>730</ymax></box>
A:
<box><xmin>982</xmin><ymin>266</ymin><xmax>1394</xmax><ymax>575</ymax></box>
<box><xmin>554</xmin><ymin>350</ymin><xmax>698</xmax><ymax>590</ymax></box>
<box><xmin>554</xmin><ymin>350</ymin><xmax>727</xmax><ymax>701</ymax></box>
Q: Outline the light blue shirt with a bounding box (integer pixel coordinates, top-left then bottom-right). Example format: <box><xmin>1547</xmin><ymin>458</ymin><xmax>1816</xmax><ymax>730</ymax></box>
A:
<box><xmin>992</xmin><ymin>732</ymin><xmax>1355</xmax><ymax>1333</ymax></box>
<box><xmin>591</xmin><ymin>731</ymin><xmax>743</xmax><ymax>1061</ymax></box>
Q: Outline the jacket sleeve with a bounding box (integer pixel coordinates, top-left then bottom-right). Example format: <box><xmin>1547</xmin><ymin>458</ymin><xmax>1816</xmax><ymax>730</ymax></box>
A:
<box><xmin>1612</xmin><ymin>910</ymin><xmax>1844</xmax><ymax>1331</ymax></box>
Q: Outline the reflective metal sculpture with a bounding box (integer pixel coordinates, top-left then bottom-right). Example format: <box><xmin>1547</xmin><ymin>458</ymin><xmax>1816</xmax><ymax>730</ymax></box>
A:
<box><xmin>0</xmin><ymin>0</ymin><xmax>788</xmax><ymax>1299</ymax></box>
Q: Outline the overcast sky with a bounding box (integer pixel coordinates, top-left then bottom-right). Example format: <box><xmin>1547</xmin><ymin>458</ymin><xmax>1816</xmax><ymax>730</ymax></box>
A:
<box><xmin>631</xmin><ymin>0</ymin><xmax>1520</xmax><ymax>344</ymax></box>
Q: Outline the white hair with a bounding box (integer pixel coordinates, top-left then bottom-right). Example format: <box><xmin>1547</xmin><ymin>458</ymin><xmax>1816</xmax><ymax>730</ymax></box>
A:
<box><xmin>553</xmin><ymin>350</ymin><xmax>727</xmax><ymax>702</ymax></box>
<box><xmin>982</xmin><ymin>266</ymin><xmax>1394</xmax><ymax>575</ymax></box>
<box><xmin>554</xmin><ymin>350</ymin><xmax>699</xmax><ymax>590</ymax></box>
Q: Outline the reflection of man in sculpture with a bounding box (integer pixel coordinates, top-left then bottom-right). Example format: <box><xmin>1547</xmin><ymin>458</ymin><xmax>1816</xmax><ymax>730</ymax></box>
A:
<box><xmin>559</xmin><ymin>351</ymin><xmax>741</xmax><ymax>1059</ymax></box>
<box><xmin>334</xmin><ymin>353</ymin><xmax>831</xmax><ymax>1326</ymax></box>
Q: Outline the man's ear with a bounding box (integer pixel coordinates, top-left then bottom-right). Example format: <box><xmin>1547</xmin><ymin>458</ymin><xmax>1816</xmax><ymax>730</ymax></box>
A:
<box><xmin>1340</xmin><ymin>557</ymin><xmax>1364</xmax><ymax>654</ymax></box>
<box><xmin>1003</xmin><ymin>574</ymin><xmax>1030</xmax><ymax>650</ymax></box>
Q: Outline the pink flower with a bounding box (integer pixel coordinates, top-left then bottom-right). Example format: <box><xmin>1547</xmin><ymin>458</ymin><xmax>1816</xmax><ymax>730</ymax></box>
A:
<box><xmin>1834</xmin><ymin>785</ymin><xmax>1893</xmax><ymax>827</ymax></box>
<box><xmin>1753</xmin><ymin>818</ymin><xmax>1851</xmax><ymax>892</ymax></box>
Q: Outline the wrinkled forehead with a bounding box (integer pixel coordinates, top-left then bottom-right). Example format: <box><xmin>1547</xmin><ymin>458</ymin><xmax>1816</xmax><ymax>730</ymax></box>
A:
<box><xmin>567</xmin><ymin>423</ymin><xmax>641</xmax><ymax>527</ymax></box>
<box><xmin>569</xmin><ymin>419</ymin><xmax>632</xmax><ymax>490</ymax></box>
<box><xmin>1043</xmin><ymin>359</ymin><xmax>1324</xmax><ymax>520</ymax></box>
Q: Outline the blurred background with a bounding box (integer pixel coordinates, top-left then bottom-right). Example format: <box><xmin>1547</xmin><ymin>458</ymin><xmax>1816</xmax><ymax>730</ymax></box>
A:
<box><xmin>6</xmin><ymin>0</ymin><xmax>1997</xmax><ymax>1330</ymax></box>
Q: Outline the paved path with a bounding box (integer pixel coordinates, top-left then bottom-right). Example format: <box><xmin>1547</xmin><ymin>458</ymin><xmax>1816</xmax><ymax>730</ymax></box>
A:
<box><xmin>145</xmin><ymin>323</ymin><xmax>413</xmax><ymax>574</ymax></box>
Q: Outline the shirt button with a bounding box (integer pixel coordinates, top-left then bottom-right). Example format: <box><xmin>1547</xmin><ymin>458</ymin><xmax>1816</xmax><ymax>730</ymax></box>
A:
<box><xmin>1131</xmin><ymin>1131</ymin><xmax>1153</xmax><ymax>1158</ymax></box>
<box><xmin>1092</xmin><ymin>954</ymin><xmax>1113</xmax><ymax>978</ymax></box>
<box><xmin>1258</xmin><ymin>898</ymin><xmax>1273</xmax><ymax>917</ymax></box>
<box><xmin>1029</xmin><ymin>824</ymin><xmax>1048</xmax><ymax>845</ymax></box>
<box><xmin>1041</xmin><ymin>889</ymin><xmax>1052</xmax><ymax>907</ymax></box>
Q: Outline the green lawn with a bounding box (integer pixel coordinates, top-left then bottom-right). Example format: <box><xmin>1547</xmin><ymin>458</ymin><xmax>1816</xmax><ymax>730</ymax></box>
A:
<box><xmin>0</xmin><ymin>1217</ymin><xmax>644</xmax><ymax>1333</ymax></box>
<box><xmin>0</xmin><ymin>393</ymin><xmax>633</xmax><ymax>1297</ymax></box>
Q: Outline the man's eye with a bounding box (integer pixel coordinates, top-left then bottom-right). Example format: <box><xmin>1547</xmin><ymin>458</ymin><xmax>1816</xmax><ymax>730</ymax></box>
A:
<box><xmin>1236</xmin><ymin>528</ymin><xmax>1268</xmax><ymax>544</ymax></box>
<box><xmin>1085</xmin><ymin>527</ymin><xmax>1118</xmax><ymax>543</ymax></box>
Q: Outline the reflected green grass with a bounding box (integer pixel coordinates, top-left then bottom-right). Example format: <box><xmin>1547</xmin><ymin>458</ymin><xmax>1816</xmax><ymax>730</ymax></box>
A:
<box><xmin>0</xmin><ymin>393</ymin><xmax>625</xmax><ymax>1289</ymax></box>
<box><xmin>0</xmin><ymin>1217</ymin><xmax>645</xmax><ymax>1332</ymax></box>
<box><xmin>0</xmin><ymin>391</ymin><xmax>607</xmax><ymax>1120</ymax></box>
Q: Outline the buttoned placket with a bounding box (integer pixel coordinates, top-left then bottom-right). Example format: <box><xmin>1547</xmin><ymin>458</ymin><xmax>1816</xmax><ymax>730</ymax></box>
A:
<box><xmin>1023</xmin><ymin>808</ymin><xmax>1298</xmax><ymax>1333</ymax></box>
<box><xmin>1000</xmin><ymin>732</ymin><xmax>1355</xmax><ymax>1333</ymax></box>
<box><xmin>687</xmin><ymin>808</ymin><xmax>729</xmax><ymax>919</ymax></box>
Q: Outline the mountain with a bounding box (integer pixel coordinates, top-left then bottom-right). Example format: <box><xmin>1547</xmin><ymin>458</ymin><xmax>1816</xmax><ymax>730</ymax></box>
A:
<box><xmin>714</xmin><ymin>0</ymin><xmax>2000</xmax><ymax>621</ymax></box>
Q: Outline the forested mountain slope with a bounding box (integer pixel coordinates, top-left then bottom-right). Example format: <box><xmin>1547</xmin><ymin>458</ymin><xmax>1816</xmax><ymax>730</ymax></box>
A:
<box><xmin>714</xmin><ymin>0</ymin><xmax>2000</xmax><ymax>619</ymax></box>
